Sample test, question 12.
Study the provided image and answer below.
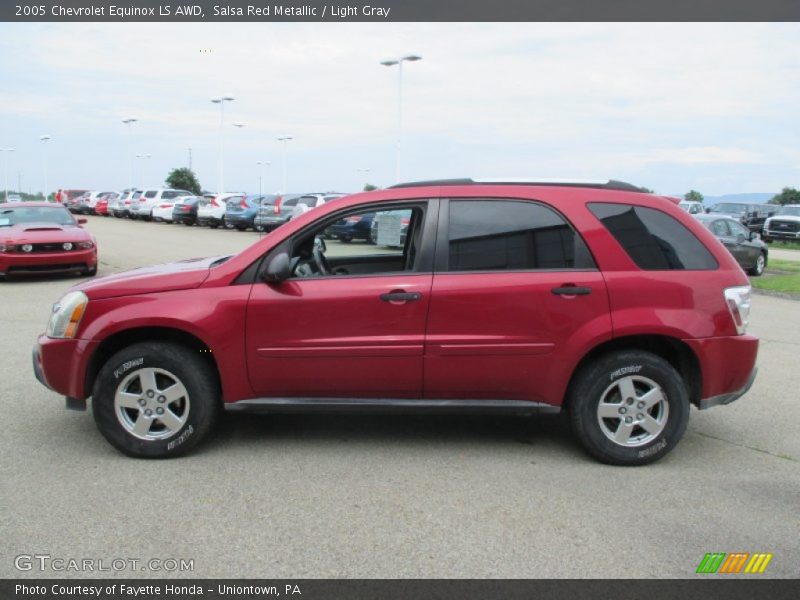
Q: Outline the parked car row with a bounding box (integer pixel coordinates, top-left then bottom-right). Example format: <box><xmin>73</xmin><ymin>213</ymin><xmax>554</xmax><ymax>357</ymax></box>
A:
<box><xmin>76</xmin><ymin>188</ymin><xmax>351</xmax><ymax>233</ymax></box>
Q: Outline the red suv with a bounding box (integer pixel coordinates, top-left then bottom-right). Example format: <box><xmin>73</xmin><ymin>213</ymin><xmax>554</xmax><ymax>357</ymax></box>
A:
<box><xmin>32</xmin><ymin>179</ymin><xmax>758</xmax><ymax>465</ymax></box>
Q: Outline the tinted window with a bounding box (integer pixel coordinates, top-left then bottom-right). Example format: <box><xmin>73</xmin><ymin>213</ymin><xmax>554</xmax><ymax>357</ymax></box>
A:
<box><xmin>711</xmin><ymin>220</ymin><xmax>730</xmax><ymax>237</ymax></box>
<box><xmin>728</xmin><ymin>220</ymin><xmax>750</xmax><ymax>237</ymax></box>
<box><xmin>447</xmin><ymin>200</ymin><xmax>593</xmax><ymax>271</ymax></box>
<box><xmin>589</xmin><ymin>203</ymin><xmax>718</xmax><ymax>270</ymax></box>
<box><xmin>162</xmin><ymin>191</ymin><xmax>178</xmax><ymax>200</ymax></box>
<box><xmin>144</xmin><ymin>190</ymin><xmax>157</xmax><ymax>199</ymax></box>
<box><xmin>297</xmin><ymin>197</ymin><xmax>316</xmax><ymax>207</ymax></box>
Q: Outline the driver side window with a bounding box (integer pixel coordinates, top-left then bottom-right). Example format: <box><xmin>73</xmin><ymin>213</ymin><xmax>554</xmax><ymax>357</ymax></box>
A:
<box><xmin>288</xmin><ymin>204</ymin><xmax>427</xmax><ymax>279</ymax></box>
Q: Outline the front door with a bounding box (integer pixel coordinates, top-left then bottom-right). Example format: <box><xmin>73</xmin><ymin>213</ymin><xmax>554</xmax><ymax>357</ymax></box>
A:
<box><xmin>246</xmin><ymin>201</ymin><xmax>436</xmax><ymax>398</ymax></box>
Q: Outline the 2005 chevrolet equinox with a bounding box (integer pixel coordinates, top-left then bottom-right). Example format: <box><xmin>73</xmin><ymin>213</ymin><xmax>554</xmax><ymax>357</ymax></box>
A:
<box><xmin>33</xmin><ymin>178</ymin><xmax>758</xmax><ymax>465</ymax></box>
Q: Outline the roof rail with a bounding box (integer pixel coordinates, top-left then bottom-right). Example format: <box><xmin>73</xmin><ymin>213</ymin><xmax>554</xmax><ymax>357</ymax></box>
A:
<box><xmin>389</xmin><ymin>178</ymin><xmax>645</xmax><ymax>192</ymax></box>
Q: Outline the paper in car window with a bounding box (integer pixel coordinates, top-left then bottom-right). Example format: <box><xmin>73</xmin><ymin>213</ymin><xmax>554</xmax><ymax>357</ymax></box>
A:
<box><xmin>377</xmin><ymin>213</ymin><xmax>403</xmax><ymax>246</ymax></box>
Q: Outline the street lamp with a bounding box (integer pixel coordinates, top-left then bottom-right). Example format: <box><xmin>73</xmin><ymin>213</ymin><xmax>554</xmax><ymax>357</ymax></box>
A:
<box><xmin>0</xmin><ymin>147</ymin><xmax>15</xmax><ymax>202</ymax></box>
<box><xmin>210</xmin><ymin>94</ymin><xmax>235</xmax><ymax>194</ymax></box>
<box><xmin>40</xmin><ymin>135</ymin><xmax>52</xmax><ymax>201</ymax></box>
<box><xmin>121</xmin><ymin>117</ymin><xmax>137</xmax><ymax>191</ymax></box>
<box><xmin>380</xmin><ymin>54</ymin><xmax>422</xmax><ymax>183</ymax></box>
<box><xmin>277</xmin><ymin>135</ymin><xmax>293</xmax><ymax>193</ymax></box>
<box><xmin>356</xmin><ymin>168</ymin><xmax>371</xmax><ymax>190</ymax></box>
<box><xmin>135</xmin><ymin>153</ymin><xmax>151</xmax><ymax>190</ymax></box>
<box><xmin>256</xmin><ymin>160</ymin><xmax>271</xmax><ymax>197</ymax></box>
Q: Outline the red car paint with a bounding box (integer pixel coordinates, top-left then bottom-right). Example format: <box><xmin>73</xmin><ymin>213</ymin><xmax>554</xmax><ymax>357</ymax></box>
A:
<box><xmin>94</xmin><ymin>199</ymin><xmax>109</xmax><ymax>216</ymax></box>
<box><xmin>0</xmin><ymin>202</ymin><xmax>97</xmax><ymax>277</ymax></box>
<box><xmin>34</xmin><ymin>185</ymin><xmax>757</xmax><ymax>412</ymax></box>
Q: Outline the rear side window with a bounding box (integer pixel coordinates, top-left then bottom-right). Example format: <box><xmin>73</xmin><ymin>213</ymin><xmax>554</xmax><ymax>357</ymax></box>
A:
<box><xmin>589</xmin><ymin>203</ymin><xmax>718</xmax><ymax>270</ymax></box>
<box><xmin>144</xmin><ymin>190</ymin><xmax>157</xmax><ymax>199</ymax></box>
<box><xmin>447</xmin><ymin>199</ymin><xmax>594</xmax><ymax>271</ymax></box>
<box><xmin>162</xmin><ymin>191</ymin><xmax>178</xmax><ymax>200</ymax></box>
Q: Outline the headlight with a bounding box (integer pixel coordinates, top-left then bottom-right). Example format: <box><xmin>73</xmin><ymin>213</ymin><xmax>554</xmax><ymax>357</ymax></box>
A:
<box><xmin>62</xmin><ymin>242</ymin><xmax>73</xmax><ymax>250</ymax></box>
<box><xmin>0</xmin><ymin>243</ymin><xmax>13</xmax><ymax>253</ymax></box>
<box><xmin>46</xmin><ymin>291</ymin><xmax>88</xmax><ymax>339</ymax></box>
<box><xmin>77</xmin><ymin>241</ymin><xmax>94</xmax><ymax>249</ymax></box>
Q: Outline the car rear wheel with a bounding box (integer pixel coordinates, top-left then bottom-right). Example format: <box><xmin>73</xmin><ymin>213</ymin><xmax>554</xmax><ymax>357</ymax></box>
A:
<box><xmin>92</xmin><ymin>342</ymin><xmax>219</xmax><ymax>458</ymax></box>
<box><xmin>339</xmin><ymin>235</ymin><xmax>352</xmax><ymax>243</ymax></box>
<box><xmin>568</xmin><ymin>350</ymin><xmax>689</xmax><ymax>466</ymax></box>
<box><xmin>748</xmin><ymin>252</ymin><xmax>767</xmax><ymax>276</ymax></box>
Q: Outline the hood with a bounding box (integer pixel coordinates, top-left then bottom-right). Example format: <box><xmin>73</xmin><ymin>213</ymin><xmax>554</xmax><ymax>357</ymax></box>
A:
<box><xmin>768</xmin><ymin>214</ymin><xmax>800</xmax><ymax>223</ymax></box>
<box><xmin>0</xmin><ymin>223</ymin><xmax>92</xmax><ymax>243</ymax></box>
<box><xmin>74</xmin><ymin>255</ymin><xmax>228</xmax><ymax>300</ymax></box>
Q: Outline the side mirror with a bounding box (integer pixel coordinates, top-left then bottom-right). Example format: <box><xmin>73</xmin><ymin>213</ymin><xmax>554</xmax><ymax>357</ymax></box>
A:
<box><xmin>263</xmin><ymin>252</ymin><xmax>292</xmax><ymax>283</ymax></box>
<box><xmin>77</xmin><ymin>218</ymin><xmax>87</xmax><ymax>225</ymax></box>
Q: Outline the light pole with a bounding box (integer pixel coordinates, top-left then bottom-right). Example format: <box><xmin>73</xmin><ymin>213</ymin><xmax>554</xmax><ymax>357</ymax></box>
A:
<box><xmin>0</xmin><ymin>147</ymin><xmax>14</xmax><ymax>201</ymax></box>
<box><xmin>135</xmin><ymin>153</ymin><xmax>151</xmax><ymax>189</ymax></box>
<box><xmin>210</xmin><ymin>95</ymin><xmax>235</xmax><ymax>194</ymax></box>
<box><xmin>40</xmin><ymin>135</ymin><xmax>51</xmax><ymax>201</ymax></box>
<box><xmin>380</xmin><ymin>54</ymin><xmax>422</xmax><ymax>183</ymax></box>
<box><xmin>121</xmin><ymin>117</ymin><xmax>137</xmax><ymax>191</ymax></box>
<box><xmin>277</xmin><ymin>135</ymin><xmax>293</xmax><ymax>193</ymax></box>
<box><xmin>356</xmin><ymin>168</ymin><xmax>371</xmax><ymax>191</ymax></box>
<box><xmin>256</xmin><ymin>160</ymin><xmax>271</xmax><ymax>197</ymax></box>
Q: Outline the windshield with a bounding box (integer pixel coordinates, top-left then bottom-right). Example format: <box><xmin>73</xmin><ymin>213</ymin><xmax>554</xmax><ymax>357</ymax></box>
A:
<box><xmin>0</xmin><ymin>206</ymin><xmax>76</xmax><ymax>227</ymax></box>
<box><xmin>775</xmin><ymin>206</ymin><xmax>800</xmax><ymax>217</ymax></box>
<box><xmin>710</xmin><ymin>203</ymin><xmax>747</xmax><ymax>214</ymax></box>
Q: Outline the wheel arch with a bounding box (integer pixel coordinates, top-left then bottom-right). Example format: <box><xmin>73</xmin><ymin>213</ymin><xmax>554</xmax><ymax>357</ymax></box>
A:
<box><xmin>84</xmin><ymin>326</ymin><xmax>221</xmax><ymax>399</ymax></box>
<box><xmin>564</xmin><ymin>334</ymin><xmax>702</xmax><ymax>409</ymax></box>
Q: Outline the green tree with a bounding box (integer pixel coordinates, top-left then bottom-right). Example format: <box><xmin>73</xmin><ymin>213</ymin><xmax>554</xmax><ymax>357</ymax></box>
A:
<box><xmin>363</xmin><ymin>183</ymin><xmax>378</xmax><ymax>191</ymax></box>
<box><xmin>769</xmin><ymin>187</ymin><xmax>800</xmax><ymax>206</ymax></box>
<box><xmin>684</xmin><ymin>189</ymin><xmax>704</xmax><ymax>203</ymax></box>
<box><xmin>639</xmin><ymin>186</ymin><xmax>654</xmax><ymax>194</ymax></box>
<box><xmin>165</xmin><ymin>167</ymin><xmax>202</xmax><ymax>195</ymax></box>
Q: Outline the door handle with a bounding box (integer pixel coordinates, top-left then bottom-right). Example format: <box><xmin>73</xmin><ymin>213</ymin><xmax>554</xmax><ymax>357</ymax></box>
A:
<box><xmin>551</xmin><ymin>285</ymin><xmax>592</xmax><ymax>296</ymax></box>
<box><xmin>380</xmin><ymin>291</ymin><xmax>422</xmax><ymax>303</ymax></box>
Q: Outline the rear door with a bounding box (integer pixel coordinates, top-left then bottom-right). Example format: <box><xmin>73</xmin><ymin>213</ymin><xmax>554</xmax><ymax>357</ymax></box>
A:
<box><xmin>424</xmin><ymin>198</ymin><xmax>611</xmax><ymax>403</ymax></box>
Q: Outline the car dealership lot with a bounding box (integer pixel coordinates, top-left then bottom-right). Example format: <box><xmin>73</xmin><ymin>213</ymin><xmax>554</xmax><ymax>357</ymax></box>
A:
<box><xmin>1</xmin><ymin>216</ymin><xmax>798</xmax><ymax>578</ymax></box>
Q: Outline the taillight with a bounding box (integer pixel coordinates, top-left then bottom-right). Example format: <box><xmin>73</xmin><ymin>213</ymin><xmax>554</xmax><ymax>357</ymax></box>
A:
<box><xmin>240</xmin><ymin>198</ymin><xmax>248</xmax><ymax>209</ymax></box>
<box><xmin>139</xmin><ymin>197</ymin><xmax>146</xmax><ymax>202</ymax></box>
<box><xmin>344</xmin><ymin>216</ymin><xmax>362</xmax><ymax>223</ymax></box>
<box><xmin>211</xmin><ymin>196</ymin><xmax>220</xmax><ymax>207</ymax></box>
<box><xmin>273</xmin><ymin>196</ymin><xmax>283</xmax><ymax>214</ymax></box>
<box><xmin>724</xmin><ymin>286</ymin><xmax>751</xmax><ymax>335</ymax></box>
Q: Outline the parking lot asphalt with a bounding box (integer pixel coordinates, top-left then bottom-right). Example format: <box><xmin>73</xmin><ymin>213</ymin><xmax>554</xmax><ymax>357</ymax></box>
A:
<box><xmin>1</xmin><ymin>215</ymin><xmax>798</xmax><ymax>579</ymax></box>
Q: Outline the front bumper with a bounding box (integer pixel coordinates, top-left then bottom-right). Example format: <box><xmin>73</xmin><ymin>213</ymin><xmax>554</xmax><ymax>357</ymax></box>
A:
<box><xmin>33</xmin><ymin>335</ymin><xmax>100</xmax><ymax>403</ymax></box>
<box><xmin>0</xmin><ymin>248</ymin><xmax>97</xmax><ymax>276</ymax></box>
<box><xmin>763</xmin><ymin>229</ymin><xmax>800</xmax><ymax>240</ymax></box>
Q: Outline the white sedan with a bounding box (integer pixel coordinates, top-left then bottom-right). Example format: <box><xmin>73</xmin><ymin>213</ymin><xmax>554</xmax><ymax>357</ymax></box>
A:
<box><xmin>152</xmin><ymin>195</ymin><xmax>193</xmax><ymax>222</ymax></box>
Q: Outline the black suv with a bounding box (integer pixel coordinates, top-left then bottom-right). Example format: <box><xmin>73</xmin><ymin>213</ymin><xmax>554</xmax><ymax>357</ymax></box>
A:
<box><xmin>708</xmin><ymin>203</ymin><xmax>776</xmax><ymax>233</ymax></box>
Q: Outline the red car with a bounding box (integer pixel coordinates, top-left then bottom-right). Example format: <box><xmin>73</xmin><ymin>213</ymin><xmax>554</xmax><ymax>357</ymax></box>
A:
<box><xmin>32</xmin><ymin>179</ymin><xmax>758</xmax><ymax>464</ymax></box>
<box><xmin>1</xmin><ymin>202</ymin><xmax>97</xmax><ymax>279</ymax></box>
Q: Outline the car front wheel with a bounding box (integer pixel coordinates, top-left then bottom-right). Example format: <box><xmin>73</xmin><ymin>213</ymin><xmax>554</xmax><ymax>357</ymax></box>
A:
<box><xmin>568</xmin><ymin>350</ymin><xmax>689</xmax><ymax>466</ymax></box>
<box><xmin>92</xmin><ymin>342</ymin><xmax>219</xmax><ymax>458</ymax></box>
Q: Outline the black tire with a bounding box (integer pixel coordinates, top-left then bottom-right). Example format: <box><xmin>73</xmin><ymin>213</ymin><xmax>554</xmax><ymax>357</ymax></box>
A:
<box><xmin>340</xmin><ymin>236</ymin><xmax>352</xmax><ymax>243</ymax></box>
<box><xmin>254</xmin><ymin>224</ymin><xmax>265</xmax><ymax>232</ymax></box>
<box><xmin>184</xmin><ymin>221</ymin><xmax>193</xmax><ymax>227</ymax></box>
<box><xmin>84</xmin><ymin>266</ymin><xmax>97</xmax><ymax>277</ymax></box>
<box><xmin>568</xmin><ymin>350</ymin><xmax>689</xmax><ymax>466</ymax></box>
<box><xmin>747</xmin><ymin>252</ymin><xmax>767</xmax><ymax>277</ymax></box>
<box><xmin>92</xmin><ymin>342</ymin><xmax>219</xmax><ymax>458</ymax></box>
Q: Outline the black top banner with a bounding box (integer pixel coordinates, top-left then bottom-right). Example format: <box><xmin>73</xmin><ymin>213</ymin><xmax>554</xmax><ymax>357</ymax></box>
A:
<box><xmin>3</xmin><ymin>0</ymin><xmax>800</xmax><ymax>22</ymax></box>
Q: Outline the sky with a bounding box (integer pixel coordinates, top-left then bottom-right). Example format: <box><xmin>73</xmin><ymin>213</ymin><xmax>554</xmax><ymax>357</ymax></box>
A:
<box><xmin>0</xmin><ymin>22</ymin><xmax>798</xmax><ymax>196</ymax></box>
